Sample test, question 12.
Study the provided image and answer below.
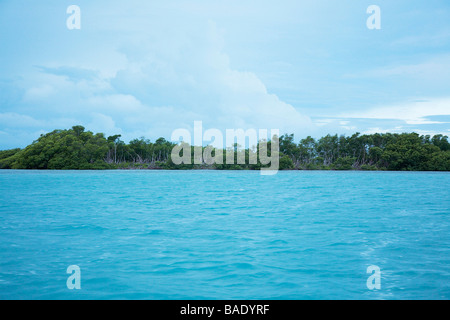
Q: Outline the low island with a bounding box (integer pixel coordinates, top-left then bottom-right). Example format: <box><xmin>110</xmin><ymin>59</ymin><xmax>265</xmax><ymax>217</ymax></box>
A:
<box><xmin>0</xmin><ymin>125</ymin><xmax>449</xmax><ymax>171</ymax></box>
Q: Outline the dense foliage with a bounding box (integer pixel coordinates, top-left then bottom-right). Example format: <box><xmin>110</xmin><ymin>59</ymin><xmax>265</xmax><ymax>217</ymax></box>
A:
<box><xmin>278</xmin><ymin>132</ymin><xmax>450</xmax><ymax>171</ymax></box>
<box><xmin>0</xmin><ymin>126</ymin><xmax>449</xmax><ymax>171</ymax></box>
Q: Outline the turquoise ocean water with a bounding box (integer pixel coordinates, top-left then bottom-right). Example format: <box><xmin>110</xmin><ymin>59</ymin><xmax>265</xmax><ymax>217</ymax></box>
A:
<box><xmin>0</xmin><ymin>170</ymin><xmax>449</xmax><ymax>300</ymax></box>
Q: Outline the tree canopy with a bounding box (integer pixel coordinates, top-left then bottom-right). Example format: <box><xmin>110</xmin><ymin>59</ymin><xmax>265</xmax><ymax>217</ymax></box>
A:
<box><xmin>0</xmin><ymin>126</ymin><xmax>449</xmax><ymax>171</ymax></box>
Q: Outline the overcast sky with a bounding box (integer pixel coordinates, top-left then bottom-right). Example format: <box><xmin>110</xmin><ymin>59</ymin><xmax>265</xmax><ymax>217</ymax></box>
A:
<box><xmin>0</xmin><ymin>0</ymin><xmax>449</xmax><ymax>149</ymax></box>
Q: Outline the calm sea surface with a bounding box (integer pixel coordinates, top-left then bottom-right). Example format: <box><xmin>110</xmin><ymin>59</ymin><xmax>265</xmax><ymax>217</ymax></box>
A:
<box><xmin>0</xmin><ymin>170</ymin><xmax>449</xmax><ymax>300</ymax></box>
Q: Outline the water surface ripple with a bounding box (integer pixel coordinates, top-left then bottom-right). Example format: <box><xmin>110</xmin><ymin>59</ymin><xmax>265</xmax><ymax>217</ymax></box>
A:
<box><xmin>0</xmin><ymin>170</ymin><xmax>449</xmax><ymax>299</ymax></box>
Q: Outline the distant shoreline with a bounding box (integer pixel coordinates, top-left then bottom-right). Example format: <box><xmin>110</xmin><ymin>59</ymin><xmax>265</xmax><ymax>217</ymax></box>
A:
<box><xmin>1</xmin><ymin>168</ymin><xmax>450</xmax><ymax>173</ymax></box>
<box><xmin>1</xmin><ymin>125</ymin><xmax>449</xmax><ymax>171</ymax></box>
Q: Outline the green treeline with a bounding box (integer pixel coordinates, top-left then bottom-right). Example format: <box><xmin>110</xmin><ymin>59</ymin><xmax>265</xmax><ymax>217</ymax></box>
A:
<box><xmin>0</xmin><ymin>125</ymin><xmax>449</xmax><ymax>171</ymax></box>
<box><xmin>279</xmin><ymin>132</ymin><xmax>450</xmax><ymax>171</ymax></box>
